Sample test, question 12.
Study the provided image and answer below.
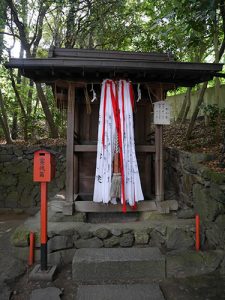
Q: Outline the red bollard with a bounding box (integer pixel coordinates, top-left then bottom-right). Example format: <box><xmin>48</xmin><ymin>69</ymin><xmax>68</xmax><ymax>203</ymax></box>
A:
<box><xmin>195</xmin><ymin>214</ymin><xmax>200</xmax><ymax>251</ymax></box>
<box><xmin>29</xmin><ymin>232</ymin><xmax>35</xmax><ymax>266</ymax></box>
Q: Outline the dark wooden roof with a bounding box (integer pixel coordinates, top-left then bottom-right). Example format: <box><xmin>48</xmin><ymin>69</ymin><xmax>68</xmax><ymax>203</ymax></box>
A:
<box><xmin>6</xmin><ymin>48</ymin><xmax>223</xmax><ymax>87</ymax></box>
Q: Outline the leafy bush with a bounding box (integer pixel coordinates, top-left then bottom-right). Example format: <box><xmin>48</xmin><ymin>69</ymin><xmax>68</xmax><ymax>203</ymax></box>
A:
<box><xmin>201</xmin><ymin>104</ymin><xmax>224</xmax><ymax>126</ymax></box>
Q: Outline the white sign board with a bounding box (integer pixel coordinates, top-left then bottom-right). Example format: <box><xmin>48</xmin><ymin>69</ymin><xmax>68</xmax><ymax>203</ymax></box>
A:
<box><xmin>154</xmin><ymin>101</ymin><xmax>171</xmax><ymax>125</ymax></box>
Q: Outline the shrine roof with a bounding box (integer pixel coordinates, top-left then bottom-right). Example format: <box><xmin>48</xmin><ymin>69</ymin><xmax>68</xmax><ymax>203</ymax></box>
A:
<box><xmin>5</xmin><ymin>47</ymin><xmax>223</xmax><ymax>87</ymax></box>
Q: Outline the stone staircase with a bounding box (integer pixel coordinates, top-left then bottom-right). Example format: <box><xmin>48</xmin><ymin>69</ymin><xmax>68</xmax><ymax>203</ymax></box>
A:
<box><xmin>10</xmin><ymin>205</ymin><xmax>225</xmax><ymax>299</ymax></box>
<box><xmin>72</xmin><ymin>247</ymin><xmax>166</xmax><ymax>299</ymax></box>
<box><xmin>76</xmin><ymin>283</ymin><xmax>165</xmax><ymax>300</ymax></box>
<box><xmin>72</xmin><ymin>248</ymin><xmax>165</xmax><ymax>283</ymax></box>
<box><xmin>71</xmin><ymin>247</ymin><xmax>224</xmax><ymax>299</ymax></box>
<box><xmin>72</xmin><ymin>247</ymin><xmax>224</xmax><ymax>283</ymax></box>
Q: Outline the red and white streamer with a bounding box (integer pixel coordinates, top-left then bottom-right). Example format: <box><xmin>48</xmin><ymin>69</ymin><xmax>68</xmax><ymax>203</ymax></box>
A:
<box><xmin>93</xmin><ymin>79</ymin><xmax>144</xmax><ymax>210</ymax></box>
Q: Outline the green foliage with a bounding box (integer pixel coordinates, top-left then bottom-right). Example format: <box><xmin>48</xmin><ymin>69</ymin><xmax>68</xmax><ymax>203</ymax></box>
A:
<box><xmin>132</xmin><ymin>0</ymin><xmax>220</xmax><ymax>61</ymax></box>
<box><xmin>201</xmin><ymin>103</ymin><xmax>225</xmax><ymax>126</ymax></box>
<box><xmin>0</xmin><ymin>67</ymin><xmax>16</xmax><ymax>117</ymax></box>
<box><xmin>202</xmin><ymin>103</ymin><xmax>220</xmax><ymax>120</ymax></box>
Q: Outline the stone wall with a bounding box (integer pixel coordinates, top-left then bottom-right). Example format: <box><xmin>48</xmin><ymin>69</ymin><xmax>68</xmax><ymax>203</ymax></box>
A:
<box><xmin>165</xmin><ymin>148</ymin><xmax>225</xmax><ymax>249</ymax></box>
<box><xmin>0</xmin><ymin>145</ymin><xmax>66</xmax><ymax>208</ymax></box>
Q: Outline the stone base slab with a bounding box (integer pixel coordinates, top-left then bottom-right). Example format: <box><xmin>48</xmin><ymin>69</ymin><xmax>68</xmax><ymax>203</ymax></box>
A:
<box><xmin>76</xmin><ymin>284</ymin><xmax>165</xmax><ymax>300</ymax></box>
<box><xmin>166</xmin><ymin>250</ymin><xmax>224</xmax><ymax>278</ymax></box>
<box><xmin>72</xmin><ymin>248</ymin><xmax>165</xmax><ymax>283</ymax></box>
<box><xmin>29</xmin><ymin>264</ymin><xmax>57</xmax><ymax>281</ymax></box>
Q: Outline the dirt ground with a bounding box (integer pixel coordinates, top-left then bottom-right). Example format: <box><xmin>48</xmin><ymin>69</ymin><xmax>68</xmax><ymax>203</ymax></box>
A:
<box><xmin>0</xmin><ymin>212</ymin><xmax>77</xmax><ymax>300</ymax></box>
<box><xmin>163</xmin><ymin>119</ymin><xmax>225</xmax><ymax>173</ymax></box>
<box><xmin>0</xmin><ymin>212</ymin><xmax>28</xmax><ymax>261</ymax></box>
<box><xmin>10</xmin><ymin>264</ymin><xmax>77</xmax><ymax>300</ymax></box>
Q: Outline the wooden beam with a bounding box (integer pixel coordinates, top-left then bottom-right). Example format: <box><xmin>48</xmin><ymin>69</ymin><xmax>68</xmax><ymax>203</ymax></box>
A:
<box><xmin>64</xmin><ymin>83</ymin><xmax>75</xmax><ymax>215</ymax></box>
<box><xmin>74</xmin><ymin>199</ymin><xmax>178</xmax><ymax>213</ymax></box>
<box><xmin>55</xmin><ymin>80</ymin><xmax>87</xmax><ymax>89</ymax></box>
<box><xmin>74</xmin><ymin>145</ymin><xmax>156</xmax><ymax>153</ymax></box>
<box><xmin>145</xmin><ymin>82</ymin><xmax>176</xmax><ymax>91</ymax></box>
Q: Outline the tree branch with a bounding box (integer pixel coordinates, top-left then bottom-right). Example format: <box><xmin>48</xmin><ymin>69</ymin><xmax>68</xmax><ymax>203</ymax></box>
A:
<box><xmin>219</xmin><ymin>0</ymin><xmax>225</xmax><ymax>59</ymax></box>
<box><xmin>6</xmin><ymin>0</ymin><xmax>31</xmax><ymax>56</ymax></box>
<box><xmin>0</xmin><ymin>31</ymin><xmax>20</xmax><ymax>39</ymax></box>
<box><xmin>31</xmin><ymin>3</ymin><xmax>50</xmax><ymax>56</ymax></box>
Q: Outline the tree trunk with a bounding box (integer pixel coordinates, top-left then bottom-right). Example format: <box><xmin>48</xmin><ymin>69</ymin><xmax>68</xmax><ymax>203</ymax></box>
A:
<box><xmin>8</xmin><ymin>66</ymin><xmax>28</xmax><ymax>139</ymax></box>
<box><xmin>24</xmin><ymin>78</ymin><xmax>34</xmax><ymax>139</ymax></box>
<box><xmin>177</xmin><ymin>89</ymin><xmax>188</xmax><ymax>122</ymax></box>
<box><xmin>0</xmin><ymin>89</ymin><xmax>13</xmax><ymax>143</ymax></box>
<box><xmin>27</xmin><ymin>79</ymin><xmax>34</xmax><ymax>116</ymax></box>
<box><xmin>182</xmin><ymin>87</ymin><xmax>192</xmax><ymax>123</ymax></box>
<box><xmin>0</xmin><ymin>0</ymin><xmax>7</xmax><ymax>60</ymax></box>
<box><xmin>8</xmin><ymin>43</ymin><xmax>27</xmax><ymax>140</ymax></box>
<box><xmin>7</xmin><ymin>0</ymin><xmax>59</xmax><ymax>140</ymax></box>
<box><xmin>36</xmin><ymin>83</ymin><xmax>59</xmax><ymax>138</ymax></box>
<box><xmin>0</xmin><ymin>0</ymin><xmax>12</xmax><ymax>143</ymax></box>
<box><xmin>0</xmin><ymin>115</ymin><xmax>13</xmax><ymax>143</ymax></box>
<box><xmin>186</xmin><ymin>82</ymin><xmax>208</xmax><ymax>140</ymax></box>
<box><xmin>186</xmin><ymin>2</ymin><xmax>225</xmax><ymax>140</ymax></box>
<box><xmin>11</xmin><ymin>111</ymin><xmax>18</xmax><ymax>139</ymax></box>
<box><xmin>214</xmin><ymin>16</ymin><xmax>221</xmax><ymax>106</ymax></box>
<box><xmin>65</xmin><ymin>1</ymin><xmax>76</xmax><ymax>48</ymax></box>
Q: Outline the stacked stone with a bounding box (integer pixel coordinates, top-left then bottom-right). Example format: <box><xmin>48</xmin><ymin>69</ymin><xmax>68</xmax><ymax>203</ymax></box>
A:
<box><xmin>10</xmin><ymin>221</ymin><xmax>225</xmax><ymax>279</ymax></box>
<box><xmin>165</xmin><ymin>148</ymin><xmax>225</xmax><ymax>250</ymax></box>
<box><xmin>0</xmin><ymin>145</ymin><xmax>66</xmax><ymax>209</ymax></box>
<box><xmin>11</xmin><ymin>222</ymin><xmax>197</xmax><ymax>268</ymax></box>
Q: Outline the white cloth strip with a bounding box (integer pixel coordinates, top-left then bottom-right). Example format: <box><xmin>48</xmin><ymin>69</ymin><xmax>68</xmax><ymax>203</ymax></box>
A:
<box><xmin>93</xmin><ymin>79</ymin><xmax>144</xmax><ymax>206</ymax></box>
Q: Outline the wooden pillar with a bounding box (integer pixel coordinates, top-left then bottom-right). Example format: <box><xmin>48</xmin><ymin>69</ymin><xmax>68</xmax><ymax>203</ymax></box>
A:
<box><xmin>64</xmin><ymin>83</ymin><xmax>75</xmax><ymax>215</ymax></box>
<box><xmin>74</xmin><ymin>96</ymin><xmax>79</xmax><ymax>196</ymax></box>
<box><xmin>155</xmin><ymin>124</ymin><xmax>164</xmax><ymax>201</ymax></box>
<box><xmin>154</xmin><ymin>87</ymin><xmax>164</xmax><ymax>202</ymax></box>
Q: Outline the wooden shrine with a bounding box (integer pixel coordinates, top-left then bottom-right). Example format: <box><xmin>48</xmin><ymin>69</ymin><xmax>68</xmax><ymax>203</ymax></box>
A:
<box><xmin>6</xmin><ymin>48</ymin><xmax>223</xmax><ymax>215</ymax></box>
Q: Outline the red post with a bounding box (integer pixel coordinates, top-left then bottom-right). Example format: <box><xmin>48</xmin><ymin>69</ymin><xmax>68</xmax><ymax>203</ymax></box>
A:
<box><xmin>40</xmin><ymin>182</ymin><xmax>48</xmax><ymax>270</ymax></box>
<box><xmin>195</xmin><ymin>214</ymin><xmax>200</xmax><ymax>251</ymax></box>
<box><xmin>41</xmin><ymin>182</ymin><xmax>48</xmax><ymax>244</ymax></box>
<box><xmin>29</xmin><ymin>232</ymin><xmax>35</xmax><ymax>266</ymax></box>
<box><xmin>33</xmin><ymin>150</ymin><xmax>55</xmax><ymax>271</ymax></box>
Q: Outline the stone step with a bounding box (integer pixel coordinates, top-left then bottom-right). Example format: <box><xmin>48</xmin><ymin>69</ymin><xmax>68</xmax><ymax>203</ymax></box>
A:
<box><xmin>72</xmin><ymin>248</ymin><xmax>165</xmax><ymax>283</ymax></box>
<box><xmin>76</xmin><ymin>284</ymin><xmax>165</xmax><ymax>300</ymax></box>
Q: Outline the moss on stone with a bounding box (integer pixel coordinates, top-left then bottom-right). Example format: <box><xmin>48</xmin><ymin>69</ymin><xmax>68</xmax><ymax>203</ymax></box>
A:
<box><xmin>200</xmin><ymin>168</ymin><xmax>225</xmax><ymax>184</ymax></box>
<box><xmin>11</xmin><ymin>226</ymin><xmax>30</xmax><ymax>247</ymax></box>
